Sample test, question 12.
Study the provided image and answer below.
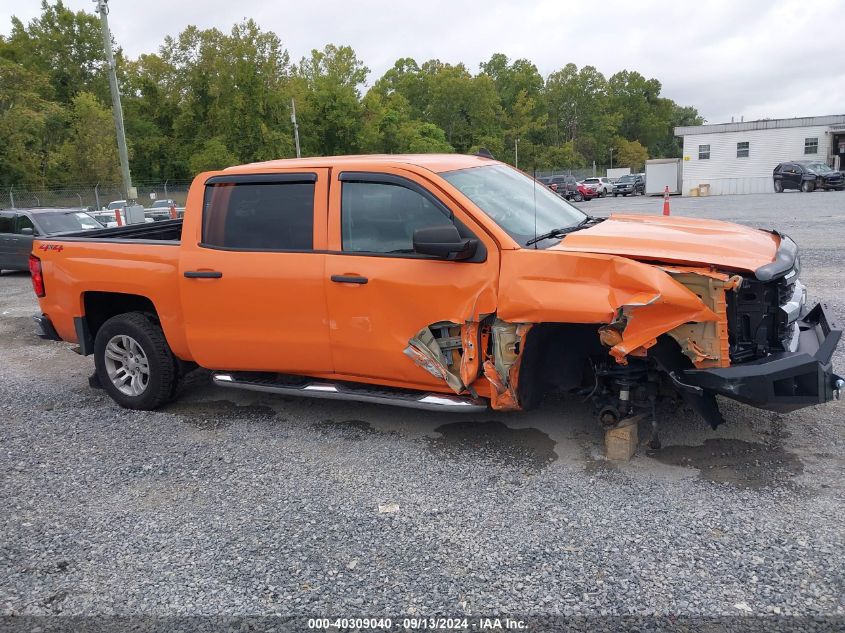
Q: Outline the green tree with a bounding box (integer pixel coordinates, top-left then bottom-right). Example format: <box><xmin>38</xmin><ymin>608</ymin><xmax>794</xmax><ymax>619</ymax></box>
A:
<box><xmin>3</xmin><ymin>0</ymin><xmax>109</xmax><ymax>104</ymax></box>
<box><xmin>189</xmin><ymin>137</ymin><xmax>238</xmax><ymax>173</ymax></box>
<box><xmin>0</xmin><ymin>57</ymin><xmax>64</xmax><ymax>187</ymax></box>
<box><xmin>614</xmin><ymin>138</ymin><xmax>649</xmax><ymax>171</ymax></box>
<box><xmin>50</xmin><ymin>91</ymin><xmax>120</xmax><ymax>184</ymax></box>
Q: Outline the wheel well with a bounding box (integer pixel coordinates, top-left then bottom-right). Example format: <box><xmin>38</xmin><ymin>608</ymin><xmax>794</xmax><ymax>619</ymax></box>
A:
<box><xmin>83</xmin><ymin>292</ymin><xmax>159</xmax><ymax>338</ymax></box>
<box><xmin>516</xmin><ymin>323</ymin><xmax>606</xmax><ymax>410</ymax></box>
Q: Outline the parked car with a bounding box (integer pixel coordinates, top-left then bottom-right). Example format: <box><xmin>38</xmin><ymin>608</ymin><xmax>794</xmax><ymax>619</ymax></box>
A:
<box><xmin>0</xmin><ymin>208</ymin><xmax>103</xmax><ymax>272</ymax></box>
<box><xmin>773</xmin><ymin>161</ymin><xmax>845</xmax><ymax>192</ymax></box>
<box><xmin>106</xmin><ymin>200</ymin><xmax>127</xmax><ymax>210</ymax></box>
<box><xmin>29</xmin><ymin>154</ymin><xmax>841</xmax><ymax>447</ymax></box>
<box><xmin>613</xmin><ymin>174</ymin><xmax>645</xmax><ymax>196</ymax></box>
<box><xmin>146</xmin><ymin>199</ymin><xmax>185</xmax><ymax>221</ymax></box>
<box><xmin>575</xmin><ymin>182</ymin><xmax>597</xmax><ymax>201</ymax></box>
<box><xmin>581</xmin><ymin>177</ymin><xmax>614</xmax><ymax>197</ymax></box>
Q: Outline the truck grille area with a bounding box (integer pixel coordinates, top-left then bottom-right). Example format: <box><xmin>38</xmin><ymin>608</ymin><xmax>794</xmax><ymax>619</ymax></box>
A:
<box><xmin>727</xmin><ymin>273</ymin><xmax>804</xmax><ymax>363</ymax></box>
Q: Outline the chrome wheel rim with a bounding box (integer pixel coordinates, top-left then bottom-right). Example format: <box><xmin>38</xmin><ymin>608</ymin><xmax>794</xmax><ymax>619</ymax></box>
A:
<box><xmin>104</xmin><ymin>335</ymin><xmax>150</xmax><ymax>396</ymax></box>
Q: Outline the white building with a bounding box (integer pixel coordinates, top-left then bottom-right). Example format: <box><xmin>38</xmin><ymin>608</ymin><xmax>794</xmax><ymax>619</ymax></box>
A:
<box><xmin>675</xmin><ymin>114</ymin><xmax>845</xmax><ymax>196</ymax></box>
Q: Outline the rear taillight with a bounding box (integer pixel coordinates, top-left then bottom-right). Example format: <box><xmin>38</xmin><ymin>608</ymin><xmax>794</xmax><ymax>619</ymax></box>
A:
<box><xmin>29</xmin><ymin>254</ymin><xmax>45</xmax><ymax>297</ymax></box>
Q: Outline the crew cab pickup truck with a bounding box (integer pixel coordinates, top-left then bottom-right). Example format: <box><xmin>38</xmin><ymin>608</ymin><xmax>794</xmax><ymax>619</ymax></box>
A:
<box><xmin>29</xmin><ymin>154</ymin><xmax>842</xmax><ymax>441</ymax></box>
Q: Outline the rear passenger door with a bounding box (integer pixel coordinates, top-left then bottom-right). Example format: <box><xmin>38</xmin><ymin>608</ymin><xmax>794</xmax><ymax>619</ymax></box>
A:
<box><xmin>0</xmin><ymin>212</ymin><xmax>16</xmax><ymax>270</ymax></box>
<box><xmin>179</xmin><ymin>170</ymin><xmax>334</xmax><ymax>373</ymax></box>
<box><xmin>782</xmin><ymin>164</ymin><xmax>800</xmax><ymax>189</ymax></box>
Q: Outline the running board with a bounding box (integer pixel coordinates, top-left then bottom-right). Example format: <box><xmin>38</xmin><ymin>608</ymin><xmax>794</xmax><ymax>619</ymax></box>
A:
<box><xmin>212</xmin><ymin>372</ymin><xmax>488</xmax><ymax>412</ymax></box>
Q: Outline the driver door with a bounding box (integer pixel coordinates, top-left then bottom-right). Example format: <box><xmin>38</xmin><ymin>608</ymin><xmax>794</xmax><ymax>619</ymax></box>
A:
<box><xmin>324</xmin><ymin>169</ymin><xmax>499</xmax><ymax>389</ymax></box>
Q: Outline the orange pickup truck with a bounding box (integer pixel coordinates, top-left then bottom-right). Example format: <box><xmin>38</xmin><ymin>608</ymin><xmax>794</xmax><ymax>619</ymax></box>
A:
<box><xmin>30</xmin><ymin>154</ymin><xmax>842</xmax><ymax>443</ymax></box>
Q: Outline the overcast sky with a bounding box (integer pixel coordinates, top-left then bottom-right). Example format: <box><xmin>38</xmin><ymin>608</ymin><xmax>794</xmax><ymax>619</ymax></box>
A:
<box><xmin>3</xmin><ymin>0</ymin><xmax>843</xmax><ymax>124</ymax></box>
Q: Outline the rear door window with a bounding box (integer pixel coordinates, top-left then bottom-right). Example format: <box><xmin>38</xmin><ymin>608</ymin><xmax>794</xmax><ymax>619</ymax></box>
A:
<box><xmin>0</xmin><ymin>213</ymin><xmax>13</xmax><ymax>234</ymax></box>
<box><xmin>202</xmin><ymin>174</ymin><xmax>316</xmax><ymax>251</ymax></box>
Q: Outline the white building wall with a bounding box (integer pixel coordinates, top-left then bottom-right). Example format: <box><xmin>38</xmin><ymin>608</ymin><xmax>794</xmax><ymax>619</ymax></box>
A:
<box><xmin>680</xmin><ymin>125</ymin><xmax>832</xmax><ymax>195</ymax></box>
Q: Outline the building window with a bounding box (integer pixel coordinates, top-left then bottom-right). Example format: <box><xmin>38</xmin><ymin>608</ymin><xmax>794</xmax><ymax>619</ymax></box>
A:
<box><xmin>698</xmin><ymin>144</ymin><xmax>710</xmax><ymax>160</ymax></box>
<box><xmin>737</xmin><ymin>141</ymin><xmax>750</xmax><ymax>158</ymax></box>
<box><xmin>804</xmin><ymin>137</ymin><xmax>818</xmax><ymax>155</ymax></box>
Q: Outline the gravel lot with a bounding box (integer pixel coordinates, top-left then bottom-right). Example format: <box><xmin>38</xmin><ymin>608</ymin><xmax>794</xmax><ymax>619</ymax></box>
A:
<box><xmin>1</xmin><ymin>191</ymin><xmax>844</xmax><ymax>628</ymax></box>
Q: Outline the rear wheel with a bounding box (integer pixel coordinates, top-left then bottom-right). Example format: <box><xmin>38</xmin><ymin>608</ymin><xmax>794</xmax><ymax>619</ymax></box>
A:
<box><xmin>94</xmin><ymin>311</ymin><xmax>178</xmax><ymax>410</ymax></box>
<box><xmin>774</xmin><ymin>180</ymin><xmax>783</xmax><ymax>193</ymax></box>
<box><xmin>801</xmin><ymin>180</ymin><xmax>815</xmax><ymax>192</ymax></box>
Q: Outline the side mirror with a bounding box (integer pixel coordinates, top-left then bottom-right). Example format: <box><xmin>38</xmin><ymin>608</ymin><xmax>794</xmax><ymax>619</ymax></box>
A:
<box><xmin>20</xmin><ymin>227</ymin><xmax>33</xmax><ymax>236</ymax></box>
<box><xmin>413</xmin><ymin>225</ymin><xmax>477</xmax><ymax>261</ymax></box>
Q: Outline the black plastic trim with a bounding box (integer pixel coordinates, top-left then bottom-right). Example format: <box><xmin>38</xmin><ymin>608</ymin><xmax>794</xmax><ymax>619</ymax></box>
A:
<box><xmin>755</xmin><ymin>233</ymin><xmax>798</xmax><ymax>281</ymax></box>
<box><xmin>33</xmin><ymin>314</ymin><xmax>61</xmax><ymax>342</ymax></box>
<box><xmin>205</xmin><ymin>173</ymin><xmax>317</xmax><ymax>185</ymax></box>
<box><xmin>184</xmin><ymin>270</ymin><xmax>223</xmax><ymax>279</ymax></box>
<box><xmin>330</xmin><ymin>275</ymin><xmax>368</xmax><ymax>284</ymax></box>
<box><xmin>73</xmin><ymin>316</ymin><xmax>94</xmax><ymax>356</ymax></box>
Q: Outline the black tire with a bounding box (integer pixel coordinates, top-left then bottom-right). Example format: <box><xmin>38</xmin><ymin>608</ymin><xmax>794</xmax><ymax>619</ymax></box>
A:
<box><xmin>613</xmin><ymin>193</ymin><xmax>618</xmax><ymax>197</ymax></box>
<box><xmin>622</xmin><ymin>193</ymin><xmax>628</xmax><ymax>197</ymax></box>
<box><xmin>574</xmin><ymin>193</ymin><xmax>583</xmax><ymax>202</ymax></box>
<box><xmin>774</xmin><ymin>180</ymin><xmax>783</xmax><ymax>193</ymax></box>
<box><xmin>94</xmin><ymin>311</ymin><xmax>178</xmax><ymax>410</ymax></box>
<box><xmin>801</xmin><ymin>180</ymin><xmax>814</xmax><ymax>193</ymax></box>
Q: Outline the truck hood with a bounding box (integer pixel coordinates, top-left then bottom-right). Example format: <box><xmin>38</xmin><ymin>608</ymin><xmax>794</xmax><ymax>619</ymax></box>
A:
<box><xmin>551</xmin><ymin>213</ymin><xmax>780</xmax><ymax>272</ymax></box>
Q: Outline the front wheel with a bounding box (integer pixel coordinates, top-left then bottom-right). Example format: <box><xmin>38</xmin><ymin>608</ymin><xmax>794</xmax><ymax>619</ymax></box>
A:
<box><xmin>613</xmin><ymin>193</ymin><xmax>618</xmax><ymax>197</ymax></box>
<box><xmin>574</xmin><ymin>193</ymin><xmax>583</xmax><ymax>202</ymax></box>
<box><xmin>94</xmin><ymin>311</ymin><xmax>178</xmax><ymax>410</ymax></box>
<box><xmin>801</xmin><ymin>180</ymin><xmax>815</xmax><ymax>192</ymax></box>
<box><xmin>774</xmin><ymin>180</ymin><xmax>783</xmax><ymax>193</ymax></box>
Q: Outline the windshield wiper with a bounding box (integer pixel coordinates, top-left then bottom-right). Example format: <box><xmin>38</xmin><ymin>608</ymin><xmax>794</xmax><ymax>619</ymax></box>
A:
<box><xmin>525</xmin><ymin>216</ymin><xmax>604</xmax><ymax>246</ymax></box>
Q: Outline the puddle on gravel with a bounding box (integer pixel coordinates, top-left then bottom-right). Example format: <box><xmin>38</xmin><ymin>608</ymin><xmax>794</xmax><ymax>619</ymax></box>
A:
<box><xmin>162</xmin><ymin>399</ymin><xmax>276</xmax><ymax>429</ymax></box>
<box><xmin>313</xmin><ymin>419</ymin><xmax>378</xmax><ymax>439</ymax></box>
<box><xmin>650</xmin><ymin>438</ymin><xmax>803</xmax><ymax>488</ymax></box>
<box><xmin>428</xmin><ymin>420</ymin><xmax>557</xmax><ymax>471</ymax></box>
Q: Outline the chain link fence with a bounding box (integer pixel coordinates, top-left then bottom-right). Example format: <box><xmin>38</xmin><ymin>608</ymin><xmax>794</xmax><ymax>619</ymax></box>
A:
<box><xmin>534</xmin><ymin>166</ymin><xmax>610</xmax><ymax>180</ymax></box>
<box><xmin>1</xmin><ymin>181</ymin><xmax>192</xmax><ymax>210</ymax></box>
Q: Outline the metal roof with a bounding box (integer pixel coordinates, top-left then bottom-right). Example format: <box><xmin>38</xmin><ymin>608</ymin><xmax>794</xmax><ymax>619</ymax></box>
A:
<box><xmin>675</xmin><ymin>114</ymin><xmax>845</xmax><ymax>136</ymax></box>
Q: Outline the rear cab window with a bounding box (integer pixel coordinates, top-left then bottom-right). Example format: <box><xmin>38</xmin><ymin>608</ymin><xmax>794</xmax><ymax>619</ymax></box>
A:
<box><xmin>202</xmin><ymin>174</ymin><xmax>317</xmax><ymax>251</ymax></box>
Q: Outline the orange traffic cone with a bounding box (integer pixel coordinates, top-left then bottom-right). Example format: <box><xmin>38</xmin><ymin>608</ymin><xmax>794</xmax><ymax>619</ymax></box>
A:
<box><xmin>662</xmin><ymin>185</ymin><xmax>670</xmax><ymax>216</ymax></box>
<box><xmin>114</xmin><ymin>208</ymin><xmax>123</xmax><ymax>226</ymax></box>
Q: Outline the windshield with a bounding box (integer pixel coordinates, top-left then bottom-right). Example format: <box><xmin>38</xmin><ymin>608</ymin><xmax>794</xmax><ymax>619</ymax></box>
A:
<box><xmin>151</xmin><ymin>200</ymin><xmax>173</xmax><ymax>208</ymax></box>
<box><xmin>36</xmin><ymin>212</ymin><xmax>103</xmax><ymax>234</ymax></box>
<box><xmin>441</xmin><ymin>164</ymin><xmax>586</xmax><ymax>247</ymax></box>
<box><xmin>583</xmin><ymin>178</ymin><xmax>599</xmax><ymax>183</ymax></box>
<box><xmin>802</xmin><ymin>163</ymin><xmax>833</xmax><ymax>173</ymax></box>
<box><xmin>617</xmin><ymin>175</ymin><xmax>634</xmax><ymax>182</ymax></box>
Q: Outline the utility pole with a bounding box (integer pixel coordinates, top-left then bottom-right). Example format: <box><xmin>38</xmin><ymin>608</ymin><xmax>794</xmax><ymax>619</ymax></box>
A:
<box><xmin>514</xmin><ymin>137</ymin><xmax>520</xmax><ymax>170</ymax></box>
<box><xmin>94</xmin><ymin>0</ymin><xmax>134</xmax><ymax>202</ymax></box>
<box><xmin>291</xmin><ymin>98</ymin><xmax>301</xmax><ymax>158</ymax></box>
<box><xmin>609</xmin><ymin>147</ymin><xmax>615</xmax><ymax>170</ymax></box>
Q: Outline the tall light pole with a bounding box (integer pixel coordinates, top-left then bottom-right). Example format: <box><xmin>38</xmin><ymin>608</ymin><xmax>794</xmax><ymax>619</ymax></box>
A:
<box><xmin>94</xmin><ymin>0</ymin><xmax>134</xmax><ymax>202</ymax></box>
<box><xmin>609</xmin><ymin>147</ymin><xmax>615</xmax><ymax>170</ymax></box>
<box><xmin>291</xmin><ymin>98</ymin><xmax>302</xmax><ymax>158</ymax></box>
<box><xmin>514</xmin><ymin>137</ymin><xmax>520</xmax><ymax>170</ymax></box>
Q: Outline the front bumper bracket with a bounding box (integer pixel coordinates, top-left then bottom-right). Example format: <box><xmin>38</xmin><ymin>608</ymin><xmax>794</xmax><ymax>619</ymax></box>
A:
<box><xmin>681</xmin><ymin>302</ymin><xmax>842</xmax><ymax>412</ymax></box>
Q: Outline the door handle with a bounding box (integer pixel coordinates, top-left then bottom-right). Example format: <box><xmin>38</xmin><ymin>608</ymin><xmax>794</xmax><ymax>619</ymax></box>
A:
<box><xmin>331</xmin><ymin>274</ymin><xmax>368</xmax><ymax>284</ymax></box>
<box><xmin>184</xmin><ymin>270</ymin><xmax>223</xmax><ymax>279</ymax></box>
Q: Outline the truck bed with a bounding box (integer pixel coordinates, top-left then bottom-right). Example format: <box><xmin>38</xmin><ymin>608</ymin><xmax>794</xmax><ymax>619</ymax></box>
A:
<box><xmin>53</xmin><ymin>218</ymin><xmax>183</xmax><ymax>242</ymax></box>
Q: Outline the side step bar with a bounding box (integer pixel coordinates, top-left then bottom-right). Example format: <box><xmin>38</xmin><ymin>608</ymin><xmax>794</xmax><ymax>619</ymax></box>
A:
<box><xmin>212</xmin><ymin>372</ymin><xmax>488</xmax><ymax>412</ymax></box>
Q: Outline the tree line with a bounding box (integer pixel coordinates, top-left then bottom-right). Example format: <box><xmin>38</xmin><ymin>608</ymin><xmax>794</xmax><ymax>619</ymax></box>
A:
<box><xmin>0</xmin><ymin>1</ymin><xmax>704</xmax><ymax>189</ymax></box>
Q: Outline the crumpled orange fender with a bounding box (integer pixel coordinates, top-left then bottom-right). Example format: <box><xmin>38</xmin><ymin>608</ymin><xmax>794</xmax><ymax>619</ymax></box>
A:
<box><xmin>496</xmin><ymin>250</ymin><xmax>718</xmax><ymax>363</ymax></box>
